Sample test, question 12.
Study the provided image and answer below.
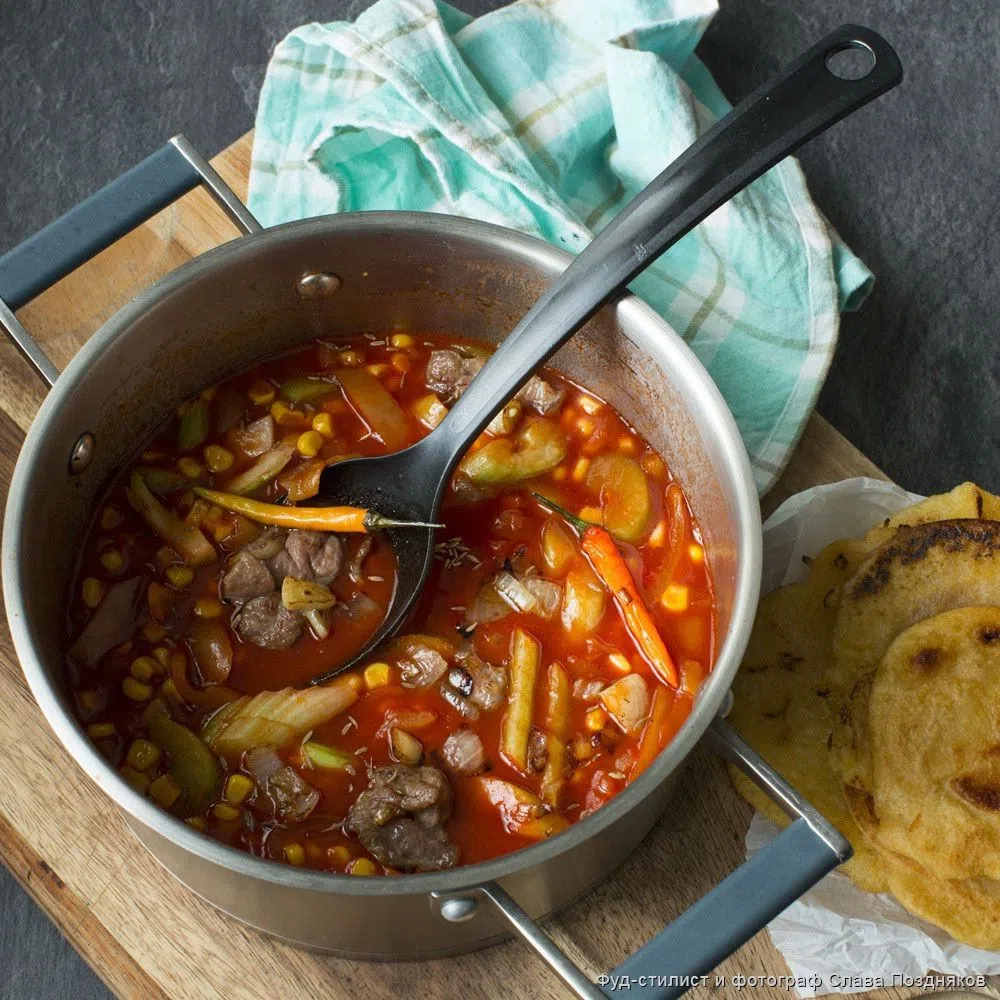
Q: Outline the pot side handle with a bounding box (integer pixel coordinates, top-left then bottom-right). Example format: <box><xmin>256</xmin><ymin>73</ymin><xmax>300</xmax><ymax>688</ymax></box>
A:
<box><xmin>435</xmin><ymin>719</ymin><xmax>850</xmax><ymax>1000</ymax></box>
<box><xmin>0</xmin><ymin>134</ymin><xmax>261</xmax><ymax>388</ymax></box>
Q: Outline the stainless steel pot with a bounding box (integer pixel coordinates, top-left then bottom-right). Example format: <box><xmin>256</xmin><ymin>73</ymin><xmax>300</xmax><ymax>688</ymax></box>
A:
<box><xmin>0</xmin><ymin>136</ymin><xmax>849</xmax><ymax>999</ymax></box>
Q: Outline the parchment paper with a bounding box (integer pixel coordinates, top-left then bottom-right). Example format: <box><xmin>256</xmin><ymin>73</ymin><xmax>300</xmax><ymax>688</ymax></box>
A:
<box><xmin>746</xmin><ymin>478</ymin><xmax>1000</xmax><ymax>995</ymax></box>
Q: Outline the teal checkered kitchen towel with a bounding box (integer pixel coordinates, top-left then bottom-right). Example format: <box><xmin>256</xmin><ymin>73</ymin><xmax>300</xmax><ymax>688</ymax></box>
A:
<box><xmin>249</xmin><ymin>0</ymin><xmax>873</xmax><ymax>494</ymax></box>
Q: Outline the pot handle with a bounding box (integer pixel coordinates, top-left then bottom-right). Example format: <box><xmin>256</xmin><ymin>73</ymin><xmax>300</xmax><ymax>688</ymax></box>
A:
<box><xmin>0</xmin><ymin>134</ymin><xmax>261</xmax><ymax>388</ymax></box>
<box><xmin>433</xmin><ymin>718</ymin><xmax>850</xmax><ymax>1000</ymax></box>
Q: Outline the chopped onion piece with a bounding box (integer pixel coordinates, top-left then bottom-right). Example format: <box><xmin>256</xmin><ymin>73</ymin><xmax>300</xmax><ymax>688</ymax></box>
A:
<box><xmin>520</xmin><ymin>576</ymin><xmax>562</xmax><ymax>620</ymax></box>
<box><xmin>466</xmin><ymin>583</ymin><xmax>510</xmax><ymax>624</ymax></box>
<box><xmin>440</xmin><ymin>683</ymin><xmax>480</xmax><ymax>720</ymax></box>
<box><xmin>335</xmin><ymin>591</ymin><xmax>381</xmax><ymax>622</ymax></box>
<box><xmin>440</xmin><ymin>729</ymin><xmax>486</xmax><ymax>775</ymax></box>
<box><xmin>493</xmin><ymin>571</ymin><xmax>538</xmax><ymax>613</ymax></box>
<box><xmin>572</xmin><ymin>677</ymin><xmax>604</xmax><ymax>702</ymax></box>
<box><xmin>399</xmin><ymin>645</ymin><xmax>449</xmax><ymax>689</ymax></box>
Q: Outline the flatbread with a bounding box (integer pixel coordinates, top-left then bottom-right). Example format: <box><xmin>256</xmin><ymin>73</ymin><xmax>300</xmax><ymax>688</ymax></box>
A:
<box><xmin>868</xmin><ymin>606</ymin><xmax>1000</xmax><ymax>880</ymax></box>
<box><xmin>728</xmin><ymin>538</ymin><xmax>887</xmax><ymax>891</ymax></box>
<box><xmin>829</xmin><ymin>518</ymin><xmax>1000</xmax><ymax>699</ymax></box>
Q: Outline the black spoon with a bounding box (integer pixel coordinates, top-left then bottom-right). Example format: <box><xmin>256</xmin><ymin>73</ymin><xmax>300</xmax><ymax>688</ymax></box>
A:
<box><xmin>307</xmin><ymin>24</ymin><xmax>902</xmax><ymax>685</ymax></box>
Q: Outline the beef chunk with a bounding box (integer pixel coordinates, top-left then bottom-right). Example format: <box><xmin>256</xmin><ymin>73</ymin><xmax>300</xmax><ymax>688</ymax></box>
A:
<box><xmin>232</xmin><ymin>415</ymin><xmax>276</xmax><ymax>457</ymax></box>
<box><xmin>424</xmin><ymin>349</ymin><xmax>562</xmax><ymax>415</ymax></box>
<box><xmin>245</xmin><ymin>526</ymin><xmax>287</xmax><ymax>561</ymax></box>
<box><xmin>221</xmin><ymin>550</ymin><xmax>275</xmax><ymax>603</ymax></box>
<box><xmin>425</xmin><ymin>350</ymin><xmax>485</xmax><ymax>402</ymax></box>
<box><xmin>269</xmin><ymin>529</ymin><xmax>345</xmax><ymax>586</ymax></box>
<box><xmin>347</xmin><ymin>764</ymin><xmax>458</xmax><ymax>871</ymax></box>
<box><xmin>244</xmin><ymin>747</ymin><xmax>320</xmax><ymax>821</ymax></box>
<box><xmin>360</xmin><ymin>819</ymin><xmax>459</xmax><ymax>872</ymax></box>
<box><xmin>232</xmin><ymin>592</ymin><xmax>303</xmax><ymax>650</ymax></box>
<box><xmin>517</xmin><ymin>375</ymin><xmax>565</xmax><ymax>415</ymax></box>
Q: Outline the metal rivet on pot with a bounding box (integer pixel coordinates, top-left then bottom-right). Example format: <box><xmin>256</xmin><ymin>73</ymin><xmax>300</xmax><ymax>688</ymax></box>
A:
<box><xmin>296</xmin><ymin>272</ymin><xmax>342</xmax><ymax>300</ymax></box>
<box><xmin>69</xmin><ymin>432</ymin><xmax>95</xmax><ymax>475</ymax></box>
<box><xmin>438</xmin><ymin>896</ymin><xmax>479</xmax><ymax>922</ymax></box>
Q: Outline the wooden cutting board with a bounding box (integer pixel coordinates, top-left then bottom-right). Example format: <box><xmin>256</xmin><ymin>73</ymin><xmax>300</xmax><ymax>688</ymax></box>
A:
<box><xmin>0</xmin><ymin>133</ymin><xmax>947</xmax><ymax>1000</ymax></box>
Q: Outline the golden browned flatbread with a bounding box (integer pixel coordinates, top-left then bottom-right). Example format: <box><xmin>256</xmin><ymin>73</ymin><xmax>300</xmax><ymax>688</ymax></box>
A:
<box><xmin>728</xmin><ymin>538</ymin><xmax>887</xmax><ymax>891</ymax></box>
<box><xmin>829</xmin><ymin>519</ymin><xmax>1000</xmax><ymax>700</ymax></box>
<box><xmin>867</xmin><ymin>606</ymin><xmax>1000</xmax><ymax>880</ymax></box>
<box><xmin>862</xmin><ymin>481</ymin><xmax>987</xmax><ymax>549</ymax></box>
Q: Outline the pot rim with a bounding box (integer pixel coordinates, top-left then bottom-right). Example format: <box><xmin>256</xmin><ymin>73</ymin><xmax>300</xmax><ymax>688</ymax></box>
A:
<box><xmin>3</xmin><ymin>211</ymin><xmax>761</xmax><ymax>897</ymax></box>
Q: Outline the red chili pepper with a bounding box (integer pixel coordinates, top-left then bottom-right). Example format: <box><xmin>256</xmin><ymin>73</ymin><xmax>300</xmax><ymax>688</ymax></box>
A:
<box><xmin>533</xmin><ymin>493</ymin><xmax>679</xmax><ymax>688</ymax></box>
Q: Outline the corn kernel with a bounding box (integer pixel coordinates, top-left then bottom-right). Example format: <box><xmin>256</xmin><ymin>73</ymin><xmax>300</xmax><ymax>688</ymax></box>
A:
<box><xmin>297</xmin><ymin>430</ymin><xmax>324</xmax><ymax>458</ymax></box>
<box><xmin>328</xmin><ymin>845</ymin><xmax>352</xmax><ymax>865</ymax></box>
<box><xmin>248</xmin><ymin>379</ymin><xmax>275</xmax><ymax>405</ymax></box>
<box><xmin>99</xmin><ymin>506</ymin><xmax>123</xmax><ymax>531</ymax></box>
<box><xmin>141</xmin><ymin>449</ymin><xmax>165</xmax><ymax>462</ymax></box>
<box><xmin>119</xmin><ymin>765</ymin><xmax>151</xmax><ymax>794</ymax></box>
<box><xmin>122</xmin><ymin>677</ymin><xmax>153</xmax><ymax>702</ymax></box>
<box><xmin>224</xmin><ymin>773</ymin><xmax>254</xmax><ymax>804</ymax></box>
<box><xmin>363</xmin><ymin>662</ymin><xmax>391</xmax><ymax>689</ymax></box>
<box><xmin>390</xmin><ymin>352</ymin><xmax>411</xmax><ymax>373</ymax></box>
<box><xmin>641</xmin><ymin>453</ymin><xmax>666</xmax><ymax>479</ymax></box>
<box><xmin>572</xmin><ymin>735</ymin><xmax>595</xmax><ymax>761</ymax></box>
<box><xmin>560</xmin><ymin>407</ymin><xmax>577</xmax><ymax>430</ymax></box>
<box><xmin>178</xmin><ymin>457</ymin><xmax>203</xmax><ymax>479</ymax></box>
<box><xmin>688</xmin><ymin>543</ymin><xmax>704</xmax><ymax>564</ymax></box>
<box><xmin>660</xmin><ymin>583</ymin><xmax>690</xmax><ymax>613</ymax></box>
<box><xmin>647</xmin><ymin>520</ymin><xmax>667</xmax><ymax>548</ymax></box>
<box><xmin>607</xmin><ymin>652</ymin><xmax>632</xmax><ymax>675</ymax></box>
<box><xmin>204</xmin><ymin>444</ymin><xmax>234</xmax><ymax>473</ymax></box>
<box><xmin>200</xmin><ymin>387</ymin><xmax>217</xmax><ymax>401</ymax></box>
<box><xmin>186</xmin><ymin>816</ymin><xmax>208</xmax><ymax>832</ymax></box>
<box><xmin>390</xmin><ymin>333</ymin><xmax>415</xmax><ymax>349</ymax></box>
<box><xmin>130</xmin><ymin>656</ymin><xmax>158</xmax><ymax>682</ymax></box>
<box><xmin>365</xmin><ymin>363</ymin><xmax>391</xmax><ymax>379</ymax></box>
<box><xmin>585</xmin><ymin>707</ymin><xmax>609</xmax><ymax>732</ymax></box>
<box><xmin>100</xmin><ymin>549</ymin><xmax>124</xmax><ymax>572</ymax></box>
<box><xmin>618</xmin><ymin>435</ymin><xmax>638</xmax><ymax>455</ymax></box>
<box><xmin>311</xmin><ymin>412</ymin><xmax>334</xmax><ymax>438</ymax></box>
<box><xmin>571</xmin><ymin>457</ymin><xmax>590</xmax><ymax>483</ymax></box>
<box><xmin>141</xmin><ymin>622</ymin><xmax>167</xmax><ymax>642</ymax></box>
<box><xmin>213</xmin><ymin>521</ymin><xmax>233</xmax><ymax>542</ymax></box>
<box><xmin>194</xmin><ymin>598</ymin><xmax>223</xmax><ymax>619</ymax></box>
<box><xmin>306</xmin><ymin>843</ymin><xmax>325</xmax><ymax>863</ymax></box>
<box><xmin>212</xmin><ymin>802</ymin><xmax>241</xmax><ymax>822</ymax></box>
<box><xmin>166</xmin><ymin>565</ymin><xmax>194</xmax><ymax>588</ymax></box>
<box><xmin>126</xmin><ymin>738</ymin><xmax>162</xmax><ymax>772</ymax></box>
<box><xmin>87</xmin><ymin>722</ymin><xmax>116</xmax><ymax>740</ymax></box>
<box><xmin>579</xmin><ymin>506</ymin><xmax>602</xmax><ymax>524</ymax></box>
<box><xmin>575</xmin><ymin>416</ymin><xmax>596</xmax><ymax>437</ymax></box>
<box><xmin>577</xmin><ymin>394</ymin><xmax>604</xmax><ymax>415</ymax></box>
<box><xmin>149</xmin><ymin>774</ymin><xmax>182</xmax><ymax>809</ymax></box>
<box><xmin>78</xmin><ymin>689</ymin><xmax>104</xmax><ymax>715</ymax></box>
<box><xmin>383</xmin><ymin>376</ymin><xmax>399</xmax><ymax>396</ymax></box>
<box><xmin>283</xmin><ymin>842</ymin><xmax>306</xmax><ymax>866</ymax></box>
<box><xmin>270</xmin><ymin>400</ymin><xmax>296</xmax><ymax>427</ymax></box>
<box><xmin>152</xmin><ymin>646</ymin><xmax>172</xmax><ymax>669</ymax></box>
<box><xmin>82</xmin><ymin>577</ymin><xmax>106</xmax><ymax>608</ymax></box>
<box><xmin>551</xmin><ymin>465</ymin><xmax>568</xmax><ymax>482</ymax></box>
<box><xmin>339</xmin><ymin>349</ymin><xmax>363</xmax><ymax>367</ymax></box>
<box><xmin>349</xmin><ymin>858</ymin><xmax>376</xmax><ymax>876</ymax></box>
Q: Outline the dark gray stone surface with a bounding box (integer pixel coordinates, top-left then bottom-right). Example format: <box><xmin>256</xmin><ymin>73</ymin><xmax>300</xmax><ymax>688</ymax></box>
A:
<box><xmin>0</xmin><ymin>1</ymin><xmax>996</xmax><ymax>997</ymax></box>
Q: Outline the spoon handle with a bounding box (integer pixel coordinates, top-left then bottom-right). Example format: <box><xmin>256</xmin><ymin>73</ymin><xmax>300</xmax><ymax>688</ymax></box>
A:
<box><xmin>422</xmin><ymin>24</ymin><xmax>901</xmax><ymax>485</ymax></box>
